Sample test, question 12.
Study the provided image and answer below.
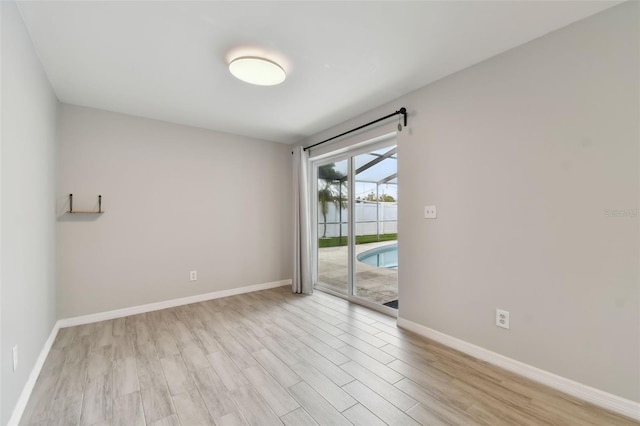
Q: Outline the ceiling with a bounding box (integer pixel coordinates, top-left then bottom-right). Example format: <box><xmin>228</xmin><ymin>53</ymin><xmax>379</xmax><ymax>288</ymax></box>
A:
<box><xmin>16</xmin><ymin>1</ymin><xmax>619</xmax><ymax>144</ymax></box>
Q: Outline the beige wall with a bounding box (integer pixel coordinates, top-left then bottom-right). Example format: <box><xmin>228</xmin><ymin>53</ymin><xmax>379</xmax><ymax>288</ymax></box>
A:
<box><xmin>57</xmin><ymin>104</ymin><xmax>292</xmax><ymax>318</ymax></box>
<box><xmin>1</xmin><ymin>2</ymin><xmax>59</xmax><ymax>423</ymax></box>
<box><xmin>304</xmin><ymin>2</ymin><xmax>639</xmax><ymax>402</ymax></box>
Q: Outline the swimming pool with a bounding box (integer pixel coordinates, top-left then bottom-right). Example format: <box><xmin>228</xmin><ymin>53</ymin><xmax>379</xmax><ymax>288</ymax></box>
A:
<box><xmin>357</xmin><ymin>244</ymin><xmax>398</xmax><ymax>269</ymax></box>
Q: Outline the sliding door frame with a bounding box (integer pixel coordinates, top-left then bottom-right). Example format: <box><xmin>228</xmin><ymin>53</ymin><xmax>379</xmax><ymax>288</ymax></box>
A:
<box><xmin>310</xmin><ymin>136</ymin><xmax>398</xmax><ymax>316</ymax></box>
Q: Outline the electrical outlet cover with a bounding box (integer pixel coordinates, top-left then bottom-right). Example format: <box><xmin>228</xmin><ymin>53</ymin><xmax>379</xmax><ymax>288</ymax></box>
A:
<box><xmin>496</xmin><ymin>309</ymin><xmax>510</xmax><ymax>329</ymax></box>
<box><xmin>12</xmin><ymin>345</ymin><xmax>18</xmax><ymax>371</ymax></box>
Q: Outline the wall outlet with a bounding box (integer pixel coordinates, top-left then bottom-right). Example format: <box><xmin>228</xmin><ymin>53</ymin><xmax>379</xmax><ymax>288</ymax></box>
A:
<box><xmin>190</xmin><ymin>270</ymin><xmax>197</xmax><ymax>281</ymax></box>
<box><xmin>12</xmin><ymin>345</ymin><xmax>18</xmax><ymax>371</ymax></box>
<box><xmin>496</xmin><ymin>309</ymin><xmax>510</xmax><ymax>329</ymax></box>
<box><xmin>424</xmin><ymin>205</ymin><xmax>437</xmax><ymax>219</ymax></box>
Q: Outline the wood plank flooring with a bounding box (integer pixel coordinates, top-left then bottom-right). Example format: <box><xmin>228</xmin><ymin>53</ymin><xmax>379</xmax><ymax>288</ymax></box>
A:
<box><xmin>20</xmin><ymin>287</ymin><xmax>637</xmax><ymax>425</ymax></box>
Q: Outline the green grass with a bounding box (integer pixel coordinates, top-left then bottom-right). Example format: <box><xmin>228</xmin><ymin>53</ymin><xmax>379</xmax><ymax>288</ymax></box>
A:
<box><xmin>318</xmin><ymin>233</ymin><xmax>397</xmax><ymax>248</ymax></box>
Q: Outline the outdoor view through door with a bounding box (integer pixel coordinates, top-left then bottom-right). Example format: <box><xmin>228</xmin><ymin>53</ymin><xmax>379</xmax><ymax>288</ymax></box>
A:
<box><xmin>315</xmin><ymin>143</ymin><xmax>398</xmax><ymax>310</ymax></box>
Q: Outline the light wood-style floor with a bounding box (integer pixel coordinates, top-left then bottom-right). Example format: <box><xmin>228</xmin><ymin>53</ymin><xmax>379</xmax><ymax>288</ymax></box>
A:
<box><xmin>21</xmin><ymin>287</ymin><xmax>637</xmax><ymax>426</ymax></box>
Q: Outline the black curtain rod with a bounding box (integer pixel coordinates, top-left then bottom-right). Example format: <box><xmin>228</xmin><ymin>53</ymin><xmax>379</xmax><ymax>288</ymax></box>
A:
<box><xmin>303</xmin><ymin>107</ymin><xmax>407</xmax><ymax>152</ymax></box>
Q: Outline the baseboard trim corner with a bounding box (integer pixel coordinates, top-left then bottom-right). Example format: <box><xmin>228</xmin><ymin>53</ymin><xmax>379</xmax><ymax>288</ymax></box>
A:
<box><xmin>7</xmin><ymin>321</ymin><xmax>61</xmax><ymax>426</ymax></box>
<box><xmin>58</xmin><ymin>279</ymin><xmax>292</xmax><ymax>328</ymax></box>
<box><xmin>396</xmin><ymin>317</ymin><xmax>640</xmax><ymax>421</ymax></box>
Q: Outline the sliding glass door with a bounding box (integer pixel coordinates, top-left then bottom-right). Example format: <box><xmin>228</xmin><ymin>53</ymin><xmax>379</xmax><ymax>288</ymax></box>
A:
<box><xmin>313</xmin><ymin>139</ymin><xmax>398</xmax><ymax>312</ymax></box>
<box><xmin>316</xmin><ymin>159</ymin><xmax>349</xmax><ymax>295</ymax></box>
<box><xmin>353</xmin><ymin>148</ymin><xmax>398</xmax><ymax>308</ymax></box>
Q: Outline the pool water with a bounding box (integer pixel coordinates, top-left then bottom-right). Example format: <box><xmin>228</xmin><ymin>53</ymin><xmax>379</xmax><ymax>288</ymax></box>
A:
<box><xmin>357</xmin><ymin>244</ymin><xmax>398</xmax><ymax>269</ymax></box>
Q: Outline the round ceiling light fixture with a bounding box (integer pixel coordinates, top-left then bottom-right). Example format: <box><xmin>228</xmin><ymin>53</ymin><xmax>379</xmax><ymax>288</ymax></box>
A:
<box><xmin>228</xmin><ymin>56</ymin><xmax>286</xmax><ymax>86</ymax></box>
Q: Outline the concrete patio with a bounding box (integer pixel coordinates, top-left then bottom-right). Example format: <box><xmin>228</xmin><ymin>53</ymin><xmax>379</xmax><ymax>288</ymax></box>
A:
<box><xmin>317</xmin><ymin>241</ymin><xmax>398</xmax><ymax>306</ymax></box>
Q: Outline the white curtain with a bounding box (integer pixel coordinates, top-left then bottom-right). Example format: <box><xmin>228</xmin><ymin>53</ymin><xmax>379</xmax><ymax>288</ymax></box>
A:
<box><xmin>292</xmin><ymin>146</ymin><xmax>313</xmax><ymax>294</ymax></box>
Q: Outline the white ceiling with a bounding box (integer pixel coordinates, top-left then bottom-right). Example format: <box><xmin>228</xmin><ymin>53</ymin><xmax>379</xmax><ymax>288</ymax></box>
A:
<box><xmin>16</xmin><ymin>1</ymin><xmax>619</xmax><ymax>144</ymax></box>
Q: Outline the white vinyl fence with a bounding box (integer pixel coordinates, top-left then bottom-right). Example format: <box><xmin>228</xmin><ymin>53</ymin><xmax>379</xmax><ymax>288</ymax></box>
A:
<box><xmin>318</xmin><ymin>202</ymin><xmax>397</xmax><ymax>238</ymax></box>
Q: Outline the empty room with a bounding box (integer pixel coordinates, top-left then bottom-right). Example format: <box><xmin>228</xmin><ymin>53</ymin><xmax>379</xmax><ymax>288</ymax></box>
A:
<box><xmin>1</xmin><ymin>1</ymin><xmax>639</xmax><ymax>425</ymax></box>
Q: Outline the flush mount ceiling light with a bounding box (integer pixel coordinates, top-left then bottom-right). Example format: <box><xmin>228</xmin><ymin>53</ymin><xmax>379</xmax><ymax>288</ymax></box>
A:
<box><xmin>228</xmin><ymin>56</ymin><xmax>286</xmax><ymax>86</ymax></box>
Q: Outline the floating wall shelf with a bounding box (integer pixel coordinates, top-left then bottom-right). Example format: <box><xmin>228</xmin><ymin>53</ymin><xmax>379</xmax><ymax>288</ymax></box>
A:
<box><xmin>67</xmin><ymin>194</ymin><xmax>103</xmax><ymax>214</ymax></box>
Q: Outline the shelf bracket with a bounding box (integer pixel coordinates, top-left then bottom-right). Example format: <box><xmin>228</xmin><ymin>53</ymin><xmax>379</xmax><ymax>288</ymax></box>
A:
<box><xmin>68</xmin><ymin>194</ymin><xmax>103</xmax><ymax>214</ymax></box>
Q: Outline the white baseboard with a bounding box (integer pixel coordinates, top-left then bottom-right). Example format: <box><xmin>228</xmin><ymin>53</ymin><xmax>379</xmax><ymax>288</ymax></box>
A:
<box><xmin>396</xmin><ymin>317</ymin><xmax>640</xmax><ymax>422</ymax></box>
<box><xmin>58</xmin><ymin>279</ymin><xmax>292</xmax><ymax>328</ymax></box>
<box><xmin>7</xmin><ymin>321</ymin><xmax>61</xmax><ymax>426</ymax></box>
<box><xmin>8</xmin><ymin>279</ymin><xmax>291</xmax><ymax>425</ymax></box>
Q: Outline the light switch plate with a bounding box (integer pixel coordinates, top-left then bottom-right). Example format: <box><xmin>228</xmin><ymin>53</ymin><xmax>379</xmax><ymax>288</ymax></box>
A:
<box><xmin>424</xmin><ymin>205</ymin><xmax>437</xmax><ymax>219</ymax></box>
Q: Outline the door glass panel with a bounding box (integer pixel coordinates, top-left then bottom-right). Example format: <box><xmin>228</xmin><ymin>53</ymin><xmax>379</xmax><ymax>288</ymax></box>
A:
<box><xmin>353</xmin><ymin>146</ymin><xmax>398</xmax><ymax>307</ymax></box>
<box><xmin>317</xmin><ymin>160</ymin><xmax>349</xmax><ymax>294</ymax></box>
